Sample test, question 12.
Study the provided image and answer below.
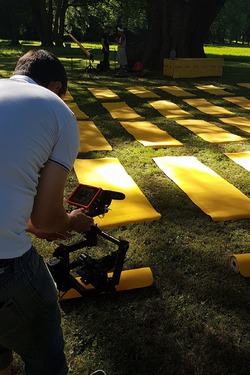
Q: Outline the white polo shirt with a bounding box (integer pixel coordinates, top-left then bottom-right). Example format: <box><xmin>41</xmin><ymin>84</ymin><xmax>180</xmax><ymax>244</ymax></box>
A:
<box><xmin>0</xmin><ymin>75</ymin><xmax>79</xmax><ymax>258</ymax></box>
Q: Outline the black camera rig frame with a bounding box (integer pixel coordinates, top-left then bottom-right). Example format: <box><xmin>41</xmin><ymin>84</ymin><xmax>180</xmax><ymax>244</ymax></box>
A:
<box><xmin>47</xmin><ymin>187</ymin><xmax>129</xmax><ymax>298</ymax></box>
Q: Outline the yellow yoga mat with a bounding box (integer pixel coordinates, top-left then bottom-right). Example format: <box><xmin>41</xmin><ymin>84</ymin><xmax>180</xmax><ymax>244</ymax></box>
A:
<box><xmin>64</xmin><ymin>90</ymin><xmax>74</xmax><ymax>102</ymax></box>
<box><xmin>237</xmin><ymin>83</ymin><xmax>250</xmax><ymax>89</ymax></box>
<box><xmin>88</xmin><ymin>87</ymin><xmax>120</xmax><ymax>100</ymax></box>
<box><xmin>158</xmin><ymin>85</ymin><xmax>195</xmax><ymax>97</ymax></box>
<box><xmin>153</xmin><ymin>155</ymin><xmax>250</xmax><ymax>221</ymax></box>
<box><xmin>127</xmin><ymin>86</ymin><xmax>160</xmax><ymax>99</ymax></box>
<box><xmin>149</xmin><ymin>100</ymin><xmax>193</xmax><ymax>119</ymax></box>
<box><xmin>73</xmin><ymin>158</ymin><xmax>161</xmax><ymax>228</ymax></box>
<box><xmin>223</xmin><ymin>96</ymin><xmax>250</xmax><ymax>110</ymax></box>
<box><xmin>219</xmin><ymin>116</ymin><xmax>250</xmax><ymax>134</ymax></box>
<box><xmin>102</xmin><ymin>102</ymin><xmax>145</xmax><ymax>120</ymax></box>
<box><xmin>77</xmin><ymin>121</ymin><xmax>112</xmax><ymax>152</ymax></box>
<box><xmin>67</xmin><ymin>102</ymin><xmax>89</xmax><ymax>120</ymax></box>
<box><xmin>225</xmin><ymin>151</ymin><xmax>250</xmax><ymax>172</ymax></box>
<box><xmin>230</xmin><ymin>254</ymin><xmax>250</xmax><ymax>277</ymax></box>
<box><xmin>183</xmin><ymin>98</ymin><xmax>234</xmax><ymax>116</ymax></box>
<box><xmin>175</xmin><ymin>119</ymin><xmax>247</xmax><ymax>144</ymax></box>
<box><xmin>119</xmin><ymin>121</ymin><xmax>182</xmax><ymax>148</ymax></box>
<box><xmin>196</xmin><ymin>85</ymin><xmax>233</xmax><ymax>96</ymax></box>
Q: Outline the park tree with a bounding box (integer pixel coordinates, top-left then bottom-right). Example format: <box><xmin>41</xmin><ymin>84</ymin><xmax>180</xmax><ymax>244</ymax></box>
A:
<box><xmin>30</xmin><ymin>0</ymin><xmax>106</xmax><ymax>47</ymax></box>
<box><xmin>30</xmin><ymin>0</ymin><xmax>70</xmax><ymax>46</ymax></box>
<box><xmin>209</xmin><ymin>0</ymin><xmax>250</xmax><ymax>44</ymax></box>
<box><xmin>0</xmin><ymin>0</ymin><xmax>31</xmax><ymax>45</ymax></box>
<box><xmin>142</xmin><ymin>0</ymin><xmax>227</xmax><ymax>69</ymax></box>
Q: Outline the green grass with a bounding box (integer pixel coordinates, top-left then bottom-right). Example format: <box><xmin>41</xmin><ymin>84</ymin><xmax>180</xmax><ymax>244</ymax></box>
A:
<box><xmin>1</xmin><ymin>41</ymin><xmax>250</xmax><ymax>375</ymax></box>
<box><xmin>205</xmin><ymin>44</ymin><xmax>250</xmax><ymax>56</ymax></box>
<box><xmin>205</xmin><ymin>44</ymin><xmax>250</xmax><ymax>63</ymax></box>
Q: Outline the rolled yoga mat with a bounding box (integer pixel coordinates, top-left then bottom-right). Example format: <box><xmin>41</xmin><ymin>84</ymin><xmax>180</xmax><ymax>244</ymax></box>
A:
<box><xmin>73</xmin><ymin>157</ymin><xmax>161</xmax><ymax>229</ymax></box>
<box><xmin>88</xmin><ymin>87</ymin><xmax>120</xmax><ymax>100</ymax></box>
<box><xmin>230</xmin><ymin>254</ymin><xmax>250</xmax><ymax>277</ymax></box>
<box><xmin>158</xmin><ymin>85</ymin><xmax>195</xmax><ymax>97</ymax></box>
<box><xmin>148</xmin><ymin>100</ymin><xmax>193</xmax><ymax>119</ymax></box>
<box><xmin>127</xmin><ymin>86</ymin><xmax>160</xmax><ymax>99</ymax></box>
<box><xmin>67</xmin><ymin>102</ymin><xmax>89</xmax><ymax>119</ymax></box>
<box><xmin>153</xmin><ymin>155</ymin><xmax>250</xmax><ymax>221</ymax></box>
<box><xmin>119</xmin><ymin>120</ymin><xmax>182</xmax><ymax>148</ymax></box>
<box><xmin>219</xmin><ymin>116</ymin><xmax>250</xmax><ymax>134</ymax></box>
<box><xmin>174</xmin><ymin>119</ymin><xmax>247</xmax><ymax>144</ymax></box>
<box><xmin>78</xmin><ymin>120</ymin><xmax>112</xmax><ymax>152</ymax></box>
<box><xmin>183</xmin><ymin>98</ymin><xmax>234</xmax><ymax>116</ymax></box>
<box><xmin>196</xmin><ymin>84</ymin><xmax>234</xmax><ymax>96</ymax></box>
<box><xmin>59</xmin><ymin>268</ymin><xmax>154</xmax><ymax>300</ymax></box>
<box><xmin>224</xmin><ymin>151</ymin><xmax>250</xmax><ymax>172</ymax></box>
<box><xmin>102</xmin><ymin>102</ymin><xmax>145</xmax><ymax>120</ymax></box>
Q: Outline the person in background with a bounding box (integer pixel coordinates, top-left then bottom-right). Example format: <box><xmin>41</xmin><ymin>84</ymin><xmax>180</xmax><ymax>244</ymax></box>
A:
<box><xmin>0</xmin><ymin>49</ymin><xmax>105</xmax><ymax>375</ymax></box>
<box><xmin>101</xmin><ymin>25</ymin><xmax>110</xmax><ymax>70</ymax></box>
<box><xmin>116</xmin><ymin>27</ymin><xmax>128</xmax><ymax>69</ymax></box>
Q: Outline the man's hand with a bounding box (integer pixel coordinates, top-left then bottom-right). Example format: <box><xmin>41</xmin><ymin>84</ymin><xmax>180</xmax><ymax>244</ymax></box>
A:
<box><xmin>67</xmin><ymin>208</ymin><xmax>94</xmax><ymax>233</ymax></box>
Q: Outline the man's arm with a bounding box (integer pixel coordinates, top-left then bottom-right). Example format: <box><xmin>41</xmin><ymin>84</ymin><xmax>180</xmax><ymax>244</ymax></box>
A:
<box><xmin>29</xmin><ymin>160</ymin><xmax>93</xmax><ymax>235</ymax></box>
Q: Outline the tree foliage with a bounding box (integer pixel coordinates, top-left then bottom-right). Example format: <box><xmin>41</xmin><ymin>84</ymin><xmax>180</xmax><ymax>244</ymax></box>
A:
<box><xmin>0</xmin><ymin>0</ymin><xmax>31</xmax><ymax>44</ymax></box>
<box><xmin>209</xmin><ymin>0</ymin><xmax>250</xmax><ymax>44</ymax></box>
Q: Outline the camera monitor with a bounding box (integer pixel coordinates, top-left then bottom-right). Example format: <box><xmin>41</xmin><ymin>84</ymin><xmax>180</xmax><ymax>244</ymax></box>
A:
<box><xmin>67</xmin><ymin>184</ymin><xmax>102</xmax><ymax>210</ymax></box>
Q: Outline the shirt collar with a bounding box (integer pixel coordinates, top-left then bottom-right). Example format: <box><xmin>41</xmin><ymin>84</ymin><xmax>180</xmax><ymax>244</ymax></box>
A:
<box><xmin>10</xmin><ymin>75</ymin><xmax>38</xmax><ymax>85</ymax></box>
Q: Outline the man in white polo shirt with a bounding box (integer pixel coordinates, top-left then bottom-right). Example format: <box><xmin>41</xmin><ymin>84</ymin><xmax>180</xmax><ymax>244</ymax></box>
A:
<box><xmin>0</xmin><ymin>50</ymin><xmax>105</xmax><ymax>375</ymax></box>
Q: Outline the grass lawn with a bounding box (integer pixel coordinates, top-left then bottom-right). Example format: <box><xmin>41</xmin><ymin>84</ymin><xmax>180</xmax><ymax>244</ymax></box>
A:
<box><xmin>1</xmin><ymin>41</ymin><xmax>250</xmax><ymax>375</ymax></box>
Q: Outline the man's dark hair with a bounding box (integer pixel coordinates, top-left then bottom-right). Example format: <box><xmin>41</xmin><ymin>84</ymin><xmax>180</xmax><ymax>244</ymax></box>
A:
<box><xmin>13</xmin><ymin>49</ymin><xmax>68</xmax><ymax>96</ymax></box>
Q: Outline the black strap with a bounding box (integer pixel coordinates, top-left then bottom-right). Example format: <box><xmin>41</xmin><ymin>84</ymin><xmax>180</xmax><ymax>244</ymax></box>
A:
<box><xmin>0</xmin><ymin>259</ymin><xmax>15</xmax><ymax>267</ymax></box>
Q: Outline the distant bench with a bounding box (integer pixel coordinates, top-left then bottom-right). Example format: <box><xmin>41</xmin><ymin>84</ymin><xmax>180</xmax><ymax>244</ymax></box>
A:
<box><xmin>163</xmin><ymin>58</ymin><xmax>224</xmax><ymax>78</ymax></box>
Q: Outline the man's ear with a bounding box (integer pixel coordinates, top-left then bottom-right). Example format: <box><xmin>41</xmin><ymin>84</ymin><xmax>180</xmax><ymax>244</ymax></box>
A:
<box><xmin>47</xmin><ymin>81</ymin><xmax>62</xmax><ymax>96</ymax></box>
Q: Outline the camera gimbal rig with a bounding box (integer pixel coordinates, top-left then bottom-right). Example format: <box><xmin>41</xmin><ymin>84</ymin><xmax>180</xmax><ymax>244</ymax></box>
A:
<box><xmin>47</xmin><ymin>186</ymin><xmax>153</xmax><ymax>301</ymax></box>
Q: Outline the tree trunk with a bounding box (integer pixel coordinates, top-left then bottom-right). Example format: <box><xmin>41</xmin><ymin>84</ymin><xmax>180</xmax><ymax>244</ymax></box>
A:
<box><xmin>8</xmin><ymin>13</ymin><xmax>21</xmax><ymax>46</ymax></box>
<box><xmin>30</xmin><ymin>0</ymin><xmax>54</xmax><ymax>46</ymax></box>
<box><xmin>54</xmin><ymin>0</ymin><xmax>69</xmax><ymax>47</ymax></box>
<box><xmin>142</xmin><ymin>0</ymin><xmax>227</xmax><ymax>69</ymax></box>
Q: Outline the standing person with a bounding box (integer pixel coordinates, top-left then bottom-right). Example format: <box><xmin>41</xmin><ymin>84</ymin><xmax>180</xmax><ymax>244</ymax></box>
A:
<box><xmin>0</xmin><ymin>50</ymin><xmax>105</xmax><ymax>375</ymax></box>
<box><xmin>101</xmin><ymin>25</ymin><xmax>110</xmax><ymax>70</ymax></box>
<box><xmin>116</xmin><ymin>27</ymin><xmax>128</xmax><ymax>69</ymax></box>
